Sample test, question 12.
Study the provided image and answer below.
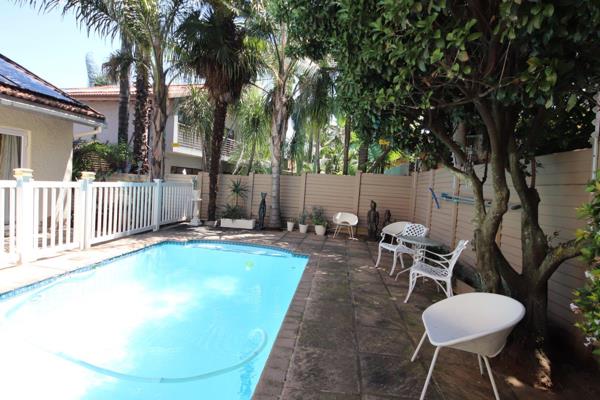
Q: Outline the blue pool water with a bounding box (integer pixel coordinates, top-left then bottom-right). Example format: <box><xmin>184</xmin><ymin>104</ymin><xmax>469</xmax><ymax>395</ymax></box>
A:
<box><xmin>0</xmin><ymin>241</ymin><xmax>307</xmax><ymax>400</ymax></box>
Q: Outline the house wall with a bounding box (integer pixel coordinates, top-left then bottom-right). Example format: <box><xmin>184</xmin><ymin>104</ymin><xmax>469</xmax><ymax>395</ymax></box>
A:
<box><xmin>72</xmin><ymin>98</ymin><xmax>177</xmax><ymax>150</ymax></box>
<box><xmin>0</xmin><ymin>105</ymin><xmax>73</xmax><ymax>181</ymax></box>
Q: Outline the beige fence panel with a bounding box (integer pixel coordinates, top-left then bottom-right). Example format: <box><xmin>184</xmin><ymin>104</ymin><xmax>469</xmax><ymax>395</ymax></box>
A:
<box><xmin>428</xmin><ymin>169</ymin><xmax>455</xmax><ymax>245</ymax></box>
<box><xmin>280</xmin><ymin>175</ymin><xmax>302</xmax><ymax>222</ymax></box>
<box><xmin>303</xmin><ymin>174</ymin><xmax>356</xmax><ymax>224</ymax></box>
<box><xmin>358</xmin><ymin>174</ymin><xmax>413</xmax><ymax>228</ymax></box>
<box><xmin>413</xmin><ymin>170</ymin><xmax>433</xmax><ymax>226</ymax></box>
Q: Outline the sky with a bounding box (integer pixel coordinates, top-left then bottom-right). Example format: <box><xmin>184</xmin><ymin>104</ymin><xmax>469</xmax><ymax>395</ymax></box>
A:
<box><xmin>0</xmin><ymin>2</ymin><xmax>118</xmax><ymax>89</ymax></box>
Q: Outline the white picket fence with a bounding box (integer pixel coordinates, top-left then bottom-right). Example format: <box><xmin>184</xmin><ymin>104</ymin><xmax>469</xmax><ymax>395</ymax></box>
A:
<box><xmin>1</xmin><ymin>171</ymin><xmax>193</xmax><ymax>265</ymax></box>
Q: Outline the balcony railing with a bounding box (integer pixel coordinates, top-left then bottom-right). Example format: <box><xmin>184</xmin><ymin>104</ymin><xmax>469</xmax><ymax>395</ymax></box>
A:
<box><xmin>176</xmin><ymin>123</ymin><xmax>237</xmax><ymax>157</ymax></box>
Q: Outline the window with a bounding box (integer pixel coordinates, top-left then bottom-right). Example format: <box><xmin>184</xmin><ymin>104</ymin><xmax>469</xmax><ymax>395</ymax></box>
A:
<box><xmin>0</xmin><ymin>128</ymin><xmax>28</xmax><ymax>180</ymax></box>
<box><xmin>170</xmin><ymin>166</ymin><xmax>202</xmax><ymax>175</ymax></box>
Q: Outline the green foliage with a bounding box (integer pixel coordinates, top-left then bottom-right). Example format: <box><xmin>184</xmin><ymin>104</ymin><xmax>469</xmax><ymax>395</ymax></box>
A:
<box><xmin>178</xmin><ymin>87</ymin><xmax>213</xmax><ymax>169</ymax></box>
<box><xmin>287</xmin><ymin>0</ymin><xmax>600</xmax><ymax>157</ymax></box>
<box><xmin>72</xmin><ymin>140</ymin><xmax>131</xmax><ymax>180</ymax></box>
<box><xmin>221</xmin><ymin>204</ymin><xmax>246</xmax><ymax>219</ymax></box>
<box><xmin>232</xmin><ymin>87</ymin><xmax>271</xmax><ymax>174</ymax></box>
<box><xmin>311</xmin><ymin>206</ymin><xmax>327</xmax><ymax>227</ymax></box>
<box><xmin>298</xmin><ymin>209</ymin><xmax>308</xmax><ymax>225</ymax></box>
<box><xmin>574</xmin><ymin>172</ymin><xmax>600</xmax><ymax>352</ymax></box>
<box><xmin>229</xmin><ymin>179</ymin><xmax>248</xmax><ymax>207</ymax></box>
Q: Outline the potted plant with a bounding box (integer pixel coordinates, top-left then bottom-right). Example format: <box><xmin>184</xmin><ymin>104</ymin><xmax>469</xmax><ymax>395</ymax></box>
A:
<box><xmin>287</xmin><ymin>218</ymin><xmax>295</xmax><ymax>232</ymax></box>
<box><xmin>220</xmin><ymin>179</ymin><xmax>255</xmax><ymax>229</ymax></box>
<box><xmin>298</xmin><ymin>210</ymin><xmax>309</xmax><ymax>233</ymax></box>
<box><xmin>311</xmin><ymin>206</ymin><xmax>327</xmax><ymax>236</ymax></box>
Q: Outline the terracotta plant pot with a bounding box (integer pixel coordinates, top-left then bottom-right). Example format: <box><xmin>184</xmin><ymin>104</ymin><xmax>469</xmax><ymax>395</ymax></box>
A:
<box><xmin>287</xmin><ymin>221</ymin><xmax>295</xmax><ymax>232</ymax></box>
<box><xmin>299</xmin><ymin>224</ymin><xmax>308</xmax><ymax>234</ymax></box>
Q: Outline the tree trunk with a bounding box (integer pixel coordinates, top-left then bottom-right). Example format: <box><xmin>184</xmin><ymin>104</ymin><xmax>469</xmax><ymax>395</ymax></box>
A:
<box><xmin>133</xmin><ymin>59</ymin><xmax>150</xmax><ymax>174</ymax></box>
<box><xmin>246</xmin><ymin>140</ymin><xmax>256</xmax><ymax>175</ymax></box>
<box><xmin>358</xmin><ymin>139</ymin><xmax>369</xmax><ymax>172</ymax></box>
<box><xmin>314</xmin><ymin>125</ymin><xmax>321</xmax><ymax>173</ymax></box>
<box><xmin>151</xmin><ymin>81</ymin><xmax>168</xmax><ymax>179</ymax></box>
<box><xmin>269</xmin><ymin>85</ymin><xmax>287</xmax><ymax>229</ymax></box>
<box><xmin>342</xmin><ymin>116</ymin><xmax>351</xmax><ymax>175</ymax></box>
<box><xmin>208</xmin><ymin>100</ymin><xmax>228</xmax><ymax>221</ymax></box>
<box><xmin>117</xmin><ymin>38</ymin><xmax>131</xmax><ymax>147</ymax></box>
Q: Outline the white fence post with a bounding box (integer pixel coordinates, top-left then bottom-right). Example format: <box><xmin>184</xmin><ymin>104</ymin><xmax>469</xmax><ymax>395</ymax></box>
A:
<box><xmin>152</xmin><ymin>179</ymin><xmax>163</xmax><ymax>231</ymax></box>
<box><xmin>14</xmin><ymin>168</ymin><xmax>35</xmax><ymax>263</ymax></box>
<box><xmin>80</xmin><ymin>171</ymin><xmax>96</xmax><ymax>249</ymax></box>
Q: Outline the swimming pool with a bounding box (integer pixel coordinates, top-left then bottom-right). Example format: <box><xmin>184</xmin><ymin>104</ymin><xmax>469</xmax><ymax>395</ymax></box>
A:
<box><xmin>0</xmin><ymin>241</ymin><xmax>307</xmax><ymax>400</ymax></box>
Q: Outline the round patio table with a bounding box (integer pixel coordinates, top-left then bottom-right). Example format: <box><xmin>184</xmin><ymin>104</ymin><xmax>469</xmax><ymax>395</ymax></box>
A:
<box><xmin>395</xmin><ymin>235</ymin><xmax>443</xmax><ymax>248</ymax></box>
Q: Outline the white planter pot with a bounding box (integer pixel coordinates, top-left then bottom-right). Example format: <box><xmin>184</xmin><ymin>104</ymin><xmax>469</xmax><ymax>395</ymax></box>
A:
<box><xmin>314</xmin><ymin>225</ymin><xmax>326</xmax><ymax>236</ymax></box>
<box><xmin>287</xmin><ymin>221</ymin><xmax>295</xmax><ymax>232</ymax></box>
<box><xmin>220</xmin><ymin>218</ymin><xmax>256</xmax><ymax>230</ymax></box>
<box><xmin>299</xmin><ymin>224</ymin><xmax>308</xmax><ymax>234</ymax></box>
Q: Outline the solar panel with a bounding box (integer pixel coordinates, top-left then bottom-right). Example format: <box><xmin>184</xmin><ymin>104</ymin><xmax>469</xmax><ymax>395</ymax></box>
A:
<box><xmin>0</xmin><ymin>56</ymin><xmax>81</xmax><ymax>105</ymax></box>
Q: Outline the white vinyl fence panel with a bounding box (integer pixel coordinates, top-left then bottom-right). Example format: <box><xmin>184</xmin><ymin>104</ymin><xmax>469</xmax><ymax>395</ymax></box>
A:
<box><xmin>90</xmin><ymin>182</ymin><xmax>156</xmax><ymax>245</ymax></box>
<box><xmin>31</xmin><ymin>181</ymin><xmax>82</xmax><ymax>257</ymax></box>
<box><xmin>1</xmin><ymin>172</ymin><xmax>193</xmax><ymax>265</ymax></box>
<box><xmin>160</xmin><ymin>181</ymin><xmax>193</xmax><ymax>225</ymax></box>
<box><xmin>0</xmin><ymin>181</ymin><xmax>17</xmax><ymax>264</ymax></box>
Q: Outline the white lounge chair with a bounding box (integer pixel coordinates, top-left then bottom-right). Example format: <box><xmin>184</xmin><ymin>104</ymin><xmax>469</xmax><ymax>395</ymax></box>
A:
<box><xmin>374</xmin><ymin>222</ymin><xmax>428</xmax><ymax>276</ymax></box>
<box><xmin>332</xmin><ymin>212</ymin><xmax>359</xmax><ymax>239</ymax></box>
<box><xmin>411</xmin><ymin>292</ymin><xmax>525</xmax><ymax>400</ymax></box>
<box><xmin>403</xmin><ymin>240</ymin><xmax>468</xmax><ymax>303</ymax></box>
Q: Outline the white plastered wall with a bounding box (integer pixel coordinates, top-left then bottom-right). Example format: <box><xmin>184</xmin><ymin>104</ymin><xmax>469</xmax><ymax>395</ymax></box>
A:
<box><xmin>0</xmin><ymin>104</ymin><xmax>73</xmax><ymax>181</ymax></box>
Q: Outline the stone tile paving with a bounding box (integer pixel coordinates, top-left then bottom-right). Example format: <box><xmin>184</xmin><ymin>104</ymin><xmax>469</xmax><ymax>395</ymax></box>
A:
<box><xmin>0</xmin><ymin>225</ymin><xmax>549</xmax><ymax>399</ymax></box>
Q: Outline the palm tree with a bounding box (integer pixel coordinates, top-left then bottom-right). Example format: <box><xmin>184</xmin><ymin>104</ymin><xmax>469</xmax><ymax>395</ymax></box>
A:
<box><xmin>132</xmin><ymin>48</ymin><xmax>151</xmax><ymax>174</ymax></box>
<box><xmin>246</xmin><ymin>1</ymin><xmax>312</xmax><ymax>227</ymax></box>
<box><xmin>293</xmin><ymin>65</ymin><xmax>336</xmax><ymax>174</ymax></box>
<box><xmin>102</xmin><ymin>36</ymin><xmax>133</xmax><ymax>146</ymax></box>
<box><xmin>178</xmin><ymin>87</ymin><xmax>214</xmax><ymax>172</ymax></box>
<box><xmin>22</xmin><ymin>0</ymin><xmax>190</xmax><ymax>179</ymax></box>
<box><xmin>177</xmin><ymin>1</ymin><xmax>262</xmax><ymax>221</ymax></box>
<box><xmin>233</xmin><ymin>87</ymin><xmax>270</xmax><ymax>175</ymax></box>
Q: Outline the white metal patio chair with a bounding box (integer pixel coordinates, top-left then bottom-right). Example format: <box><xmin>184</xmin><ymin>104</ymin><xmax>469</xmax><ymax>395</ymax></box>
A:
<box><xmin>403</xmin><ymin>240</ymin><xmax>468</xmax><ymax>303</ymax></box>
<box><xmin>332</xmin><ymin>212</ymin><xmax>359</xmax><ymax>239</ymax></box>
<box><xmin>411</xmin><ymin>292</ymin><xmax>525</xmax><ymax>400</ymax></box>
<box><xmin>374</xmin><ymin>222</ymin><xmax>428</xmax><ymax>276</ymax></box>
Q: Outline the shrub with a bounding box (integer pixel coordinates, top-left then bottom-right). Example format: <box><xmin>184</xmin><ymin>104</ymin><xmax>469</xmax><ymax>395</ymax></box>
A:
<box><xmin>298</xmin><ymin>209</ymin><xmax>308</xmax><ymax>225</ymax></box>
<box><xmin>221</xmin><ymin>204</ymin><xmax>246</xmax><ymax>219</ymax></box>
<box><xmin>72</xmin><ymin>140</ymin><xmax>131</xmax><ymax>180</ymax></box>
<box><xmin>573</xmin><ymin>172</ymin><xmax>600</xmax><ymax>352</ymax></box>
<box><xmin>311</xmin><ymin>206</ymin><xmax>327</xmax><ymax>227</ymax></box>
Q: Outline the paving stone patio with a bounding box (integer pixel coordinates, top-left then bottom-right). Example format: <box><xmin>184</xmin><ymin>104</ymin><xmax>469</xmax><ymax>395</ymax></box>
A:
<box><xmin>0</xmin><ymin>225</ymin><xmax>564</xmax><ymax>399</ymax></box>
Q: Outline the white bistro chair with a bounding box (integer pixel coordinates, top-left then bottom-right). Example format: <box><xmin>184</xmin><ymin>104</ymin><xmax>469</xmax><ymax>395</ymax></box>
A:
<box><xmin>374</xmin><ymin>222</ymin><xmax>428</xmax><ymax>276</ymax></box>
<box><xmin>411</xmin><ymin>292</ymin><xmax>525</xmax><ymax>400</ymax></box>
<box><xmin>332</xmin><ymin>212</ymin><xmax>359</xmax><ymax>239</ymax></box>
<box><xmin>403</xmin><ymin>240</ymin><xmax>469</xmax><ymax>303</ymax></box>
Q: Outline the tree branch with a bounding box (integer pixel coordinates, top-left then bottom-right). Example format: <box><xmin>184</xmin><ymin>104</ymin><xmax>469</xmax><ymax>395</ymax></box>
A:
<box><xmin>537</xmin><ymin>239</ymin><xmax>583</xmax><ymax>286</ymax></box>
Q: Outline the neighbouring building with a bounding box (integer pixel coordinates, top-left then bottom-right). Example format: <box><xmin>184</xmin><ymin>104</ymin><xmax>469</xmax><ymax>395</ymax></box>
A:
<box><xmin>66</xmin><ymin>84</ymin><xmax>237</xmax><ymax>175</ymax></box>
<box><xmin>0</xmin><ymin>53</ymin><xmax>105</xmax><ymax>181</ymax></box>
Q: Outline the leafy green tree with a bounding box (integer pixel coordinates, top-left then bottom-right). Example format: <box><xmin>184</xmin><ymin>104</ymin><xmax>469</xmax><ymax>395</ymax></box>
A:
<box><xmin>177</xmin><ymin>1</ymin><xmax>262</xmax><ymax>221</ymax></box>
<box><xmin>288</xmin><ymin>0</ymin><xmax>600</xmax><ymax>346</ymax></box>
